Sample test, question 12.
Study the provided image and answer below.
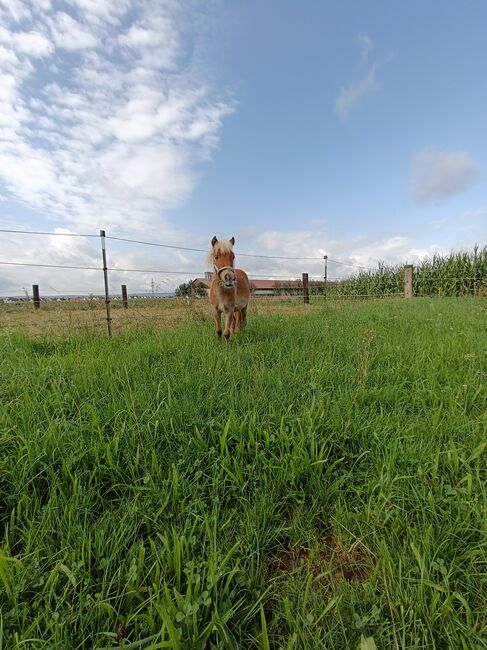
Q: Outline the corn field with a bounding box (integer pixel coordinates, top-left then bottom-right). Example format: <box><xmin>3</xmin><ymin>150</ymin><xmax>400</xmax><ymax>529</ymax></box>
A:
<box><xmin>327</xmin><ymin>246</ymin><xmax>487</xmax><ymax>298</ymax></box>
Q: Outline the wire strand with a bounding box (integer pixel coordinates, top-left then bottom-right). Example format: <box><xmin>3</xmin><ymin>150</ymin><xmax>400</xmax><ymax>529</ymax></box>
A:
<box><xmin>0</xmin><ymin>228</ymin><xmax>98</xmax><ymax>238</ymax></box>
<box><xmin>107</xmin><ymin>235</ymin><xmax>325</xmax><ymax>260</ymax></box>
<box><xmin>2</xmin><ymin>260</ymin><xmax>483</xmax><ymax>283</ymax></box>
<box><xmin>106</xmin><ymin>235</ymin><xmax>207</xmax><ymax>254</ymax></box>
<box><xmin>1</xmin><ymin>228</ymin><xmax>377</xmax><ymax>268</ymax></box>
<box><xmin>107</xmin><ymin>234</ymin><xmax>375</xmax><ymax>267</ymax></box>
<box><xmin>108</xmin><ymin>267</ymin><xmax>205</xmax><ymax>275</ymax></box>
<box><xmin>0</xmin><ymin>261</ymin><xmax>100</xmax><ymax>270</ymax></box>
<box><xmin>2</xmin><ymin>230</ymin><xmax>484</xmax><ymax>275</ymax></box>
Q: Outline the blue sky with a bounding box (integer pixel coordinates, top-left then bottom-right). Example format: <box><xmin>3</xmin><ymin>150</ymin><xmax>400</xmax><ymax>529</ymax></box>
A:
<box><xmin>0</xmin><ymin>0</ymin><xmax>485</xmax><ymax>294</ymax></box>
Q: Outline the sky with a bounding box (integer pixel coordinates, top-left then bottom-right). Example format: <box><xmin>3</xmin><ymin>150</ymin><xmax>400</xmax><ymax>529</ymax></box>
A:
<box><xmin>0</xmin><ymin>0</ymin><xmax>486</xmax><ymax>295</ymax></box>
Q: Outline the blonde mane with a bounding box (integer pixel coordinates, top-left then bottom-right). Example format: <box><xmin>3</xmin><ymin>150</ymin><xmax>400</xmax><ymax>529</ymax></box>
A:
<box><xmin>207</xmin><ymin>239</ymin><xmax>234</xmax><ymax>265</ymax></box>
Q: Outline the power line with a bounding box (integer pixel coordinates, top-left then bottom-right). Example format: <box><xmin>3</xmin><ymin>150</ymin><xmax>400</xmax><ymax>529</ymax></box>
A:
<box><xmin>108</xmin><ymin>267</ymin><xmax>205</xmax><ymax>275</ymax></box>
<box><xmin>1</xmin><ymin>228</ymin><xmax>379</xmax><ymax>268</ymax></box>
<box><xmin>106</xmin><ymin>235</ymin><xmax>207</xmax><ymax>254</ymax></box>
<box><xmin>248</xmin><ymin>274</ymin><xmax>331</xmax><ymax>279</ymax></box>
<box><xmin>0</xmin><ymin>259</ymin><xmax>352</xmax><ymax>279</ymax></box>
<box><xmin>108</xmin><ymin>234</ymin><xmax>379</xmax><ymax>267</ymax></box>
<box><xmin>108</xmin><ymin>235</ymin><xmax>322</xmax><ymax>260</ymax></box>
<box><xmin>0</xmin><ymin>260</ymin><xmax>203</xmax><ymax>275</ymax></box>
<box><xmin>0</xmin><ymin>228</ymin><xmax>98</xmax><ymax>238</ymax></box>
<box><xmin>327</xmin><ymin>258</ymin><xmax>375</xmax><ymax>270</ymax></box>
<box><xmin>0</xmin><ymin>261</ymin><xmax>100</xmax><ymax>270</ymax></box>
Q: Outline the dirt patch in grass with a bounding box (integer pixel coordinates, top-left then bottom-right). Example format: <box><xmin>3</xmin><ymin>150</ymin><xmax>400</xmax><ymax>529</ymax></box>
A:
<box><xmin>269</xmin><ymin>535</ymin><xmax>374</xmax><ymax>589</ymax></box>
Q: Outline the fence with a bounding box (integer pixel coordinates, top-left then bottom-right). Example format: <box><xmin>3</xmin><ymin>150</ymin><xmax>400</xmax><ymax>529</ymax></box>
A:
<box><xmin>0</xmin><ymin>229</ymin><xmax>485</xmax><ymax>336</ymax></box>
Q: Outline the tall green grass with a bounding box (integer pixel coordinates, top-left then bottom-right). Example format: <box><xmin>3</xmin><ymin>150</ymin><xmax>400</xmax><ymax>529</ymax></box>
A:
<box><xmin>328</xmin><ymin>246</ymin><xmax>487</xmax><ymax>297</ymax></box>
<box><xmin>1</xmin><ymin>298</ymin><xmax>486</xmax><ymax>648</ymax></box>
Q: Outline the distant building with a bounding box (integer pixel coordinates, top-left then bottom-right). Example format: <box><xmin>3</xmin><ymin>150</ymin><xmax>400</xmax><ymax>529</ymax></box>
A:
<box><xmin>249</xmin><ymin>279</ymin><xmax>301</xmax><ymax>296</ymax></box>
<box><xmin>190</xmin><ymin>277</ymin><xmax>317</xmax><ymax>297</ymax></box>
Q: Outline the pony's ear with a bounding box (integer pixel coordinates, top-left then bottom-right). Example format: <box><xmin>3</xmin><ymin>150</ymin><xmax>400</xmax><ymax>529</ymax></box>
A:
<box><xmin>230</xmin><ymin>236</ymin><xmax>235</xmax><ymax>246</ymax></box>
<box><xmin>211</xmin><ymin>236</ymin><xmax>218</xmax><ymax>247</ymax></box>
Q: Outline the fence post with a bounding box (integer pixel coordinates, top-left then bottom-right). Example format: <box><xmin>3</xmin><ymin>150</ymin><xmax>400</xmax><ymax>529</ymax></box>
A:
<box><xmin>121</xmin><ymin>284</ymin><xmax>128</xmax><ymax>309</ymax></box>
<box><xmin>323</xmin><ymin>255</ymin><xmax>328</xmax><ymax>297</ymax></box>
<box><xmin>404</xmin><ymin>265</ymin><xmax>413</xmax><ymax>299</ymax></box>
<box><xmin>100</xmin><ymin>230</ymin><xmax>112</xmax><ymax>337</ymax></box>
<box><xmin>32</xmin><ymin>284</ymin><xmax>40</xmax><ymax>309</ymax></box>
<box><xmin>302</xmin><ymin>272</ymin><xmax>309</xmax><ymax>304</ymax></box>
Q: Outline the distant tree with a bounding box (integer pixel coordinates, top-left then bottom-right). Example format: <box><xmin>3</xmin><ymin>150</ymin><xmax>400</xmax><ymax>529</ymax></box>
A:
<box><xmin>175</xmin><ymin>281</ymin><xmax>207</xmax><ymax>298</ymax></box>
<box><xmin>193</xmin><ymin>283</ymin><xmax>207</xmax><ymax>297</ymax></box>
<box><xmin>175</xmin><ymin>282</ymin><xmax>191</xmax><ymax>297</ymax></box>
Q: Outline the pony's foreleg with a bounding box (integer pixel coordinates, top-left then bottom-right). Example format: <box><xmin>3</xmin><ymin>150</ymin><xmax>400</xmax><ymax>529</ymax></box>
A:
<box><xmin>213</xmin><ymin>308</ymin><xmax>222</xmax><ymax>337</ymax></box>
<box><xmin>240</xmin><ymin>305</ymin><xmax>248</xmax><ymax>331</ymax></box>
<box><xmin>233</xmin><ymin>310</ymin><xmax>241</xmax><ymax>332</ymax></box>
<box><xmin>223</xmin><ymin>308</ymin><xmax>234</xmax><ymax>340</ymax></box>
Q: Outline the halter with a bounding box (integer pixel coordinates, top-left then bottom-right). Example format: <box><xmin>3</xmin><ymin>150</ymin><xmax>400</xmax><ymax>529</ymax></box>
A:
<box><xmin>213</xmin><ymin>263</ymin><xmax>234</xmax><ymax>277</ymax></box>
<box><xmin>213</xmin><ymin>256</ymin><xmax>236</xmax><ymax>289</ymax></box>
<box><xmin>211</xmin><ymin>240</ymin><xmax>236</xmax><ymax>285</ymax></box>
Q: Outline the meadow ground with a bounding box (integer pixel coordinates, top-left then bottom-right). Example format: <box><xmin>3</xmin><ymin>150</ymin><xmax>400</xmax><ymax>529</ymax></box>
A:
<box><xmin>0</xmin><ymin>297</ymin><xmax>486</xmax><ymax>649</ymax></box>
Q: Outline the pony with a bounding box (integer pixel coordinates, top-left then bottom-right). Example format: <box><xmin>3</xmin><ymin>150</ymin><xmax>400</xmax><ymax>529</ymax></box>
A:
<box><xmin>208</xmin><ymin>236</ymin><xmax>251</xmax><ymax>339</ymax></box>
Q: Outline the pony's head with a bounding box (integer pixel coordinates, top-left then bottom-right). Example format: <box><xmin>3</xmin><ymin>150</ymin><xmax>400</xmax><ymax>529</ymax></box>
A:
<box><xmin>209</xmin><ymin>236</ymin><xmax>236</xmax><ymax>288</ymax></box>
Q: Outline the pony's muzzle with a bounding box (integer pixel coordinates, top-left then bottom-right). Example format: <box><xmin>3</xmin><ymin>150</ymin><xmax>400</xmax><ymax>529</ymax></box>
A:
<box><xmin>222</xmin><ymin>271</ymin><xmax>236</xmax><ymax>288</ymax></box>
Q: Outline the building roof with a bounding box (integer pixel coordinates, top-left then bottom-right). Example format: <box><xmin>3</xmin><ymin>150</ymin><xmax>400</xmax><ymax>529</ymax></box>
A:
<box><xmin>192</xmin><ymin>278</ymin><xmax>211</xmax><ymax>288</ymax></box>
<box><xmin>192</xmin><ymin>278</ymin><xmax>309</xmax><ymax>290</ymax></box>
<box><xmin>250</xmin><ymin>279</ymin><xmax>301</xmax><ymax>289</ymax></box>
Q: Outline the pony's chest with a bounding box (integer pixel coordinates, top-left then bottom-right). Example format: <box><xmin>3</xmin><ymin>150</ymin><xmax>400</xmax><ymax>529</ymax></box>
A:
<box><xmin>210</xmin><ymin>281</ymin><xmax>233</xmax><ymax>307</ymax></box>
<box><xmin>217</xmin><ymin>290</ymin><xmax>235</xmax><ymax>309</ymax></box>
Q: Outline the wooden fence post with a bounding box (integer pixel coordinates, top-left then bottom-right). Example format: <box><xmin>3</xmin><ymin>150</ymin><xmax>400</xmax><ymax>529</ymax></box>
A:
<box><xmin>99</xmin><ymin>229</ymin><xmax>112</xmax><ymax>337</ymax></box>
<box><xmin>121</xmin><ymin>284</ymin><xmax>128</xmax><ymax>309</ymax></box>
<box><xmin>33</xmin><ymin>284</ymin><xmax>40</xmax><ymax>309</ymax></box>
<box><xmin>302</xmin><ymin>273</ymin><xmax>309</xmax><ymax>304</ymax></box>
<box><xmin>404</xmin><ymin>265</ymin><xmax>413</xmax><ymax>299</ymax></box>
<box><xmin>323</xmin><ymin>255</ymin><xmax>328</xmax><ymax>297</ymax></box>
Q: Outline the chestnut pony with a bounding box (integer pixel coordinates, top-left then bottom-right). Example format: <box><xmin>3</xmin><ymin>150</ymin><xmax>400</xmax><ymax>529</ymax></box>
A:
<box><xmin>208</xmin><ymin>236</ymin><xmax>251</xmax><ymax>339</ymax></box>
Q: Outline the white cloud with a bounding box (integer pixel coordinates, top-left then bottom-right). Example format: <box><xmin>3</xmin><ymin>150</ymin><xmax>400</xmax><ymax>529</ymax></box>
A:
<box><xmin>0</xmin><ymin>44</ymin><xmax>20</xmax><ymax>66</ymax></box>
<box><xmin>96</xmin><ymin>141</ymin><xmax>195</xmax><ymax>206</ymax></box>
<box><xmin>411</xmin><ymin>148</ymin><xmax>479</xmax><ymax>202</ymax></box>
<box><xmin>0</xmin><ymin>0</ymin><xmax>235</xmax><ymax>236</ymax></box>
<box><xmin>118</xmin><ymin>10</ymin><xmax>183</xmax><ymax>71</ymax></box>
<box><xmin>0</xmin><ymin>26</ymin><xmax>53</xmax><ymax>57</ymax></box>
<box><xmin>335</xmin><ymin>65</ymin><xmax>379</xmax><ymax>121</ymax></box>
<box><xmin>0</xmin><ymin>0</ymin><xmax>33</xmax><ymax>23</ymax></box>
<box><xmin>224</xmin><ymin>228</ymin><xmax>446</xmax><ymax>283</ymax></box>
<box><xmin>33</xmin><ymin>0</ymin><xmax>52</xmax><ymax>9</ymax></box>
<box><xmin>0</xmin><ymin>73</ymin><xmax>30</xmax><ymax>129</ymax></box>
<box><xmin>65</xmin><ymin>0</ymin><xmax>129</xmax><ymax>24</ymax></box>
<box><xmin>50</xmin><ymin>12</ymin><xmax>99</xmax><ymax>50</ymax></box>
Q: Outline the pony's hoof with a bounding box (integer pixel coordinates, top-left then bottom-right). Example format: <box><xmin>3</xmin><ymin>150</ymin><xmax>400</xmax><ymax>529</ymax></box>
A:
<box><xmin>216</xmin><ymin>330</ymin><xmax>222</xmax><ymax>338</ymax></box>
<box><xmin>223</xmin><ymin>331</ymin><xmax>231</xmax><ymax>340</ymax></box>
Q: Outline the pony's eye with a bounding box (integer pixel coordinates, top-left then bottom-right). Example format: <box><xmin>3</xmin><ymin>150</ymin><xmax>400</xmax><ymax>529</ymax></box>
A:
<box><xmin>214</xmin><ymin>256</ymin><xmax>219</xmax><ymax>260</ymax></box>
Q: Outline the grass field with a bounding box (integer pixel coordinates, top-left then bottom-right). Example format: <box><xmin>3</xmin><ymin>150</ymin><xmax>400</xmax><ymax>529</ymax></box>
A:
<box><xmin>0</xmin><ymin>296</ymin><xmax>313</xmax><ymax>338</ymax></box>
<box><xmin>1</xmin><ymin>298</ymin><xmax>486</xmax><ymax>649</ymax></box>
